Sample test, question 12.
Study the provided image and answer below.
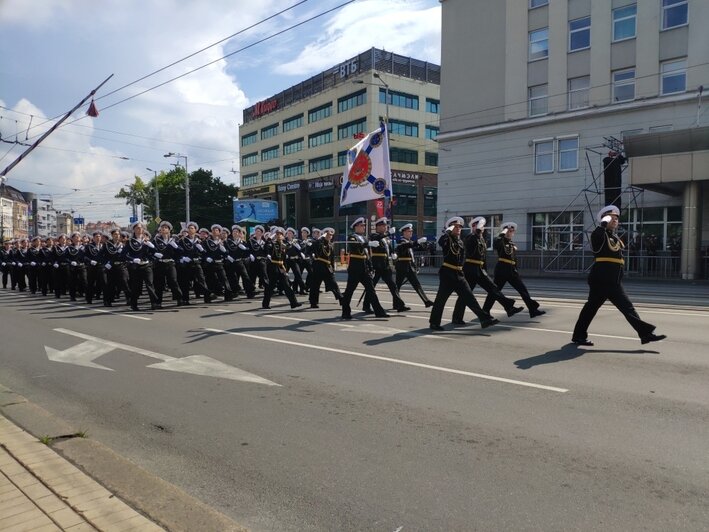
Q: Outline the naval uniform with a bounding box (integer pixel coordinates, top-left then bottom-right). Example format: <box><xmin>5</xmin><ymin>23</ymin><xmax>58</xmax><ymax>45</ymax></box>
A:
<box><xmin>39</xmin><ymin>245</ymin><xmax>54</xmax><ymax>296</ymax></box>
<box><xmin>152</xmin><ymin>234</ymin><xmax>183</xmax><ymax>305</ymax></box>
<box><xmin>13</xmin><ymin>247</ymin><xmax>28</xmax><ymax>291</ymax></box>
<box><xmin>248</xmin><ymin>237</ymin><xmax>269</xmax><ymax>289</ymax></box>
<box><xmin>84</xmin><ymin>242</ymin><xmax>105</xmax><ymax>304</ymax></box>
<box><xmin>340</xmin><ymin>234</ymin><xmax>387</xmax><ymax>319</ymax></box>
<box><xmin>203</xmin><ymin>237</ymin><xmax>233</xmax><ymax>300</ymax></box>
<box><xmin>224</xmin><ymin>236</ymin><xmax>256</xmax><ymax>298</ymax></box>
<box><xmin>394</xmin><ymin>237</ymin><xmax>432</xmax><ymax>306</ymax></box>
<box><xmin>177</xmin><ymin>236</ymin><xmax>212</xmax><ymax>304</ymax></box>
<box><xmin>285</xmin><ymin>238</ymin><xmax>307</xmax><ymax>294</ymax></box>
<box><xmin>67</xmin><ymin>244</ymin><xmax>87</xmax><ymax>301</ymax></box>
<box><xmin>363</xmin><ymin>231</ymin><xmax>407</xmax><ymax>312</ymax></box>
<box><xmin>262</xmin><ymin>239</ymin><xmax>300</xmax><ymax>309</ymax></box>
<box><xmin>103</xmin><ymin>239</ymin><xmax>131</xmax><ymax>306</ymax></box>
<box><xmin>308</xmin><ymin>237</ymin><xmax>342</xmax><ymax>307</ymax></box>
<box><xmin>0</xmin><ymin>246</ymin><xmax>10</xmax><ymax>288</ymax></box>
<box><xmin>52</xmin><ymin>244</ymin><xmax>71</xmax><ymax>298</ymax></box>
<box><xmin>572</xmin><ymin>225</ymin><xmax>656</xmax><ymax>342</ymax></box>
<box><xmin>453</xmin><ymin>231</ymin><xmax>518</xmax><ymax>322</ymax></box>
<box><xmin>27</xmin><ymin>245</ymin><xmax>42</xmax><ymax>294</ymax></box>
<box><xmin>123</xmin><ymin>237</ymin><xmax>159</xmax><ymax>310</ymax></box>
<box><xmin>429</xmin><ymin>231</ymin><xmax>494</xmax><ymax>328</ymax></box>
<box><xmin>482</xmin><ymin>235</ymin><xmax>541</xmax><ymax>316</ymax></box>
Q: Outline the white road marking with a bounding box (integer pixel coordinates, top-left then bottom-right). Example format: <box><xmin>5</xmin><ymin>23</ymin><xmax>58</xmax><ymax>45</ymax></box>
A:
<box><xmin>49</xmin><ymin>328</ymin><xmax>279</xmax><ymax>385</ymax></box>
<box><xmin>202</xmin><ymin>327</ymin><xmax>569</xmax><ymax>393</ymax></box>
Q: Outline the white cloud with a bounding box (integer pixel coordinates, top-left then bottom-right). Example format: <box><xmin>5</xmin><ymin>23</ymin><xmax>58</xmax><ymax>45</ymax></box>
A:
<box><xmin>274</xmin><ymin>0</ymin><xmax>441</xmax><ymax>76</ymax></box>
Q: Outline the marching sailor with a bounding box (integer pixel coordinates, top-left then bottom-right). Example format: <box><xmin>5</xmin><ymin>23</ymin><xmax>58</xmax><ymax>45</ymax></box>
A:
<box><xmin>225</xmin><ymin>224</ymin><xmax>257</xmax><ymax>299</ymax></box>
<box><xmin>51</xmin><ymin>234</ymin><xmax>71</xmax><ymax>298</ymax></box>
<box><xmin>308</xmin><ymin>226</ymin><xmax>342</xmax><ymax>308</ymax></box>
<box><xmin>572</xmin><ymin>205</ymin><xmax>665</xmax><ymax>346</ymax></box>
<box><xmin>152</xmin><ymin>221</ymin><xmax>184</xmax><ymax>306</ymax></box>
<box><xmin>14</xmin><ymin>238</ymin><xmax>29</xmax><ymax>292</ymax></box>
<box><xmin>84</xmin><ymin>231</ymin><xmax>105</xmax><ymax>304</ymax></box>
<box><xmin>429</xmin><ymin>217</ymin><xmax>498</xmax><ymax>331</ymax></box>
<box><xmin>340</xmin><ymin>217</ymin><xmax>389</xmax><ymax>320</ymax></box>
<box><xmin>103</xmin><ymin>229</ymin><xmax>131</xmax><ymax>307</ymax></box>
<box><xmin>27</xmin><ymin>236</ymin><xmax>42</xmax><ymax>294</ymax></box>
<box><xmin>177</xmin><ymin>221</ymin><xmax>213</xmax><ymax>305</ymax></box>
<box><xmin>299</xmin><ymin>227</ymin><xmax>313</xmax><ymax>289</ymax></box>
<box><xmin>204</xmin><ymin>224</ymin><xmax>234</xmax><ymax>301</ymax></box>
<box><xmin>249</xmin><ymin>225</ymin><xmax>269</xmax><ymax>290</ymax></box>
<box><xmin>482</xmin><ymin>222</ymin><xmax>545</xmax><ymax>318</ymax></box>
<box><xmin>394</xmin><ymin>223</ymin><xmax>433</xmax><ymax>307</ymax></box>
<box><xmin>123</xmin><ymin>221</ymin><xmax>159</xmax><ymax>311</ymax></box>
<box><xmin>262</xmin><ymin>227</ymin><xmax>302</xmax><ymax>310</ymax></box>
<box><xmin>363</xmin><ymin>217</ymin><xmax>410</xmax><ymax>313</ymax></box>
<box><xmin>40</xmin><ymin>237</ymin><xmax>55</xmax><ymax>296</ymax></box>
<box><xmin>1</xmin><ymin>240</ymin><xmax>11</xmax><ymax>289</ymax></box>
<box><xmin>285</xmin><ymin>227</ymin><xmax>308</xmax><ymax>295</ymax></box>
<box><xmin>453</xmin><ymin>217</ymin><xmax>523</xmax><ymax>324</ymax></box>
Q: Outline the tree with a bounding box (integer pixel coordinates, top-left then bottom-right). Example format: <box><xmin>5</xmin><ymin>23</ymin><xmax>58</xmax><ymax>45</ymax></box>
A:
<box><xmin>115</xmin><ymin>176</ymin><xmax>150</xmax><ymax>221</ymax></box>
<box><xmin>118</xmin><ymin>168</ymin><xmax>238</xmax><ymax>231</ymax></box>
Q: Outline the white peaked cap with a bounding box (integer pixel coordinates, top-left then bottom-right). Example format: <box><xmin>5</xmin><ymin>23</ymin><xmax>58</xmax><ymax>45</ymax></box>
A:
<box><xmin>597</xmin><ymin>204</ymin><xmax>620</xmax><ymax>222</ymax></box>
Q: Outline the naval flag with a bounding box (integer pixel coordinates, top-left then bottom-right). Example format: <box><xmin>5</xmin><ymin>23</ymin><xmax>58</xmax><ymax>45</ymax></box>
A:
<box><xmin>339</xmin><ymin>124</ymin><xmax>392</xmax><ymax>207</ymax></box>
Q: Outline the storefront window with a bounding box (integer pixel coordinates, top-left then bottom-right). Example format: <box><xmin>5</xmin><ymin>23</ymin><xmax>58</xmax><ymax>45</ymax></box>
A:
<box><xmin>309</xmin><ymin>190</ymin><xmax>334</xmax><ymax>219</ymax></box>
<box><xmin>393</xmin><ymin>183</ymin><xmax>417</xmax><ymax>216</ymax></box>
<box><xmin>423</xmin><ymin>187</ymin><xmax>437</xmax><ymax>216</ymax></box>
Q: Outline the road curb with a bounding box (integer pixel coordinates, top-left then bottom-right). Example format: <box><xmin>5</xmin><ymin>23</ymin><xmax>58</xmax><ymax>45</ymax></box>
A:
<box><xmin>0</xmin><ymin>384</ymin><xmax>248</xmax><ymax>532</ymax></box>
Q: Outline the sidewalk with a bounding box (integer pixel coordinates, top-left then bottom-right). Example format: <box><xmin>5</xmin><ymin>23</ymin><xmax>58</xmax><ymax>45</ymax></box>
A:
<box><xmin>0</xmin><ymin>414</ymin><xmax>163</xmax><ymax>531</ymax></box>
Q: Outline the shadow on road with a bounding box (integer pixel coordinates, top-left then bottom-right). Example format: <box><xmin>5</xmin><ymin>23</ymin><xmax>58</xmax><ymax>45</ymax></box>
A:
<box><xmin>515</xmin><ymin>343</ymin><xmax>659</xmax><ymax>370</ymax></box>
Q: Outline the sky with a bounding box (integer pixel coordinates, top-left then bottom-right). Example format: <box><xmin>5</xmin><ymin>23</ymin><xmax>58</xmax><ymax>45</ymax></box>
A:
<box><xmin>0</xmin><ymin>0</ymin><xmax>441</xmax><ymax>225</ymax></box>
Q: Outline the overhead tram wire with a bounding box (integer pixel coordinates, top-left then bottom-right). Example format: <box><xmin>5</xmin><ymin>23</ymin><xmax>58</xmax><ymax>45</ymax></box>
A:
<box><xmin>19</xmin><ymin>0</ymin><xmax>313</xmax><ymax>137</ymax></box>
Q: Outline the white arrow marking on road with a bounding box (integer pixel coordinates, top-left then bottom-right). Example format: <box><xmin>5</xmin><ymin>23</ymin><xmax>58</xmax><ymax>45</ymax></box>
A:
<box><xmin>47</xmin><ymin>328</ymin><xmax>279</xmax><ymax>386</ymax></box>
<box><xmin>44</xmin><ymin>341</ymin><xmax>115</xmax><ymax>371</ymax></box>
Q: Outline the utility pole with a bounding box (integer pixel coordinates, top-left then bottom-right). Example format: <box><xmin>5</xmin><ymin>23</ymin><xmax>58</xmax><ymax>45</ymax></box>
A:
<box><xmin>146</xmin><ymin>168</ymin><xmax>160</xmax><ymax>220</ymax></box>
<box><xmin>164</xmin><ymin>153</ymin><xmax>188</xmax><ymax>223</ymax></box>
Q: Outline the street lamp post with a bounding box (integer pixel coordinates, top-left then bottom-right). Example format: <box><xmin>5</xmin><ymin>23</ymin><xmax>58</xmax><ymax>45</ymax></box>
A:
<box><xmin>146</xmin><ymin>168</ymin><xmax>160</xmax><ymax>220</ymax></box>
<box><xmin>164</xmin><ymin>152</ymin><xmax>189</xmax><ymax>223</ymax></box>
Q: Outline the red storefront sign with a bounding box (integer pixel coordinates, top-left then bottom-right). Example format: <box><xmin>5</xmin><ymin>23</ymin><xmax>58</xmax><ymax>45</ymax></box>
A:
<box><xmin>375</xmin><ymin>199</ymin><xmax>385</xmax><ymax>218</ymax></box>
<box><xmin>252</xmin><ymin>99</ymin><xmax>278</xmax><ymax>118</ymax></box>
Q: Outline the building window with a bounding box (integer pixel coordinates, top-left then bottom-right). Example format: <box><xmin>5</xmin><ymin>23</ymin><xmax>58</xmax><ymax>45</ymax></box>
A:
<box><xmin>528</xmin><ymin>84</ymin><xmax>548</xmax><ymax>116</ymax></box>
<box><xmin>338</xmin><ymin>200</ymin><xmax>367</xmax><ymax>216</ymax></box>
<box><xmin>393</xmin><ymin>184</ymin><xmax>417</xmax><ymax>216</ymax></box>
<box><xmin>530</xmin><ymin>0</ymin><xmax>548</xmax><ymax>7</ymax></box>
<box><xmin>337</xmin><ymin>150</ymin><xmax>349</xmax><ymax>167</ymax></box>
<box><xmin>390</xmin><ymin>147</ymin><xmax>418</xmax><ymax>165</ymax></box>
<box><xmin>309</xmin><ymin>155</ymin><xmax>333</xmax><ymax>173</ymax></box>
<box><xmin>241</xmin><ymin>152</ymin><xmax>258</xmax><ymax>166</ymax></box>
<box><xmin>650</xmin><ymin>125</ymin><xmax>673</xmax><ymax>132</ymax></box>
<box><xmin>612</xmin><ymin>68</ymin><xmax>635</xmax><ymax>102</ymax></box>
<box><xmin>308</xmin><ymin>103</ymin><xmax>332</xmax><ymax>123</ymax></box>
<box><xmin>309</xmin><ymin>189</ymin><xmax>333</xmax><ymax>219</ymax></box>
<box><xmin>569</xmin><ymin>17</ymin><xmax>591</xmax><ymax>51</ymax></box>
<box><xmin>337</xmin><ymin>118</ymin><xmax>367</xmax><ymax>140</ymax></box>
<box><xmin>623</xmin><ymin>206</ymin><xmax>682</xmax><ymax>252</ymax></box>
<box><xmin>426</xmin><ymin>98</ymin><xmax>440</xmax><ymax>113</ymax></box>
<box><xmin>662</xmin><ymin>0</ymin><xmax>688</xmax><ymax>30</ymax></box>
<box><xmin>261</xmin><ymin>146</ymin><xmax>279</xmax><ymax>161</ymax></box>
<box><xmin>425</xmin><ymin>125</ymin><xmax>439</xmax><ymax>140</ymax></box>
<box><xmin>534</xmin><ymin>140</ymin><xmax>554</xmax><ymax>174</ymax></box>
<box><xmin>558</xmin><ymin>136</ymin><xmax>579</xmax><ymax>172</ymax></box>
<box><xmin>389</xmin><ymin>119</ymin><xmax>419</xmax><ymax>137</ymax></box>
<box><xmin>241</xmin><ymin>132</ymin><xmax>257</xmax><ymax>147</ymax></box>
<box><xmin>283</xmin><ymin>162</ymin><xmax>304</xmax><ymax>178</ymax></box>
<box><xmin>380</xmin><ymin>89</ymin><xmax>419</xmax><ymax>110</ymax></box>
<box><xmin>568</xmin><ymin>76</ymin><xmax>590</xmax><ymax>109</ymax></box>
<box><xmin>262</xmin><ymin>168</ymin><xmax>279</xmax><ymax>183</ymax></box>
<box><xmin>529</xmin><ymin>28</ymin><xmax>548</xmax><ymax>61</ymax></box>
<box><xmin>660</xmin><ymin>59</ymin><xmax>687</xmax><ymax>95</ymax></box>
<box><xmin>337</xmin><ymin>90</ymin><xmax>366</xmax><ymax>113</ymax></box>
<box><xmin>283</xmin><ymin>114</ymin><xmax>303</xmax><ymax>132</ymax></box>
<box><xmin>242</xmin><ymin>173</ymin><xmax>259</xmax><ymax>187</ymax></box>
<box><xmin>531</xmin><ymin>211</ymin><xmax>585</xmax><ymax>251</ymax></box>
<box><xmin>261</xmin><ymin>123</ymin><xmax>278</xmax><ymax>140</ymax></box>
<box><xmin>308</xmin><ymin>129</ymin><xmax>333</xmax><ymax>148</ymax></box>
<box><xmin>423</xmin><ymin>187</ymin><xmax>437</xmax><ymax>216</ymax></box>
<box><xmin>283</xmin><ymin>138</ymin><xmax>303</xmax><ymax>155</ymax></box>
<box><xmin>425</xmin><ymin>152</ymin><xmax>438</xmax><ymax>167</ymax></box>
<box><xmin>613</xmin><ymin>4</ymin><xmax>637</xmax><ymax>41</ymax></box>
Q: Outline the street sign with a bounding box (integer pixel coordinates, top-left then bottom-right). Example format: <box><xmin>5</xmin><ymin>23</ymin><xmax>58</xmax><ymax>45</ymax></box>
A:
<box><xmin>129</xmin><ymin>216</ymin><xmax>138</xmax><ymax>223</ymax></box>
<box><xmin>73</xmin><ymin>217</ymin><xmax>85</xmax><ymax>225</ymax></box>
<box><xmin>154</xmin><ymin>216</ymin><xmax>162</xmax><ymax>224</ymax></box>
<box><xmin>45</xmin><ymin>328</ymin><xmax>279</xmax><ymax>386</ymax></box>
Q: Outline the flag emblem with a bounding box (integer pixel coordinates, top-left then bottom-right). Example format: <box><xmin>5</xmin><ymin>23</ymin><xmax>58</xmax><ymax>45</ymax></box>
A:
<box><xmin>348</xmin><ymin>151</ymin><xmax>372</xmax><ymax>186</ymax></box>
<box><xmin>339</xmin><ymin>124</ymin><xmax>392</xmax><ymax>207</ymax></box>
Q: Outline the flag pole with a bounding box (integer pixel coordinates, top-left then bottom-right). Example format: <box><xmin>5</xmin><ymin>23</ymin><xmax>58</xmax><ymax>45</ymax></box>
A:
<box><xmin>0</xmin><ymin>74</ymin><xmax>114</xmax><ymax>178</ymax></box>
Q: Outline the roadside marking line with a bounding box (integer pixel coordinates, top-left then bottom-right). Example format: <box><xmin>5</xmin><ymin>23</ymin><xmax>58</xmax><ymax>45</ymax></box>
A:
<box><xmin>214</xmin><ymin>308</ymin><xmax>451</xmax><ymax>340</ymax></box>
<box><xmin>203</xmin><ymin>327</ymin><xmax>569</xmax><ymax>393</ymax></box>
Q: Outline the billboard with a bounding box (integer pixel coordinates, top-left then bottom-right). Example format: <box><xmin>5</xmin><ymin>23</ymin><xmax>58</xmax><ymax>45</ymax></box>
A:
<box><xmin>233</xmin><ymin>199</ymin><xmax>278</xmax><ymax>223</ymax></box>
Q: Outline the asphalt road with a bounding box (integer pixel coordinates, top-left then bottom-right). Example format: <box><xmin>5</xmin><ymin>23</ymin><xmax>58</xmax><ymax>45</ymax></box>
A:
<box><xmin>1</xmin><ymin>276</ymin><xmax>708</xmax><ymax>531</ymax></box>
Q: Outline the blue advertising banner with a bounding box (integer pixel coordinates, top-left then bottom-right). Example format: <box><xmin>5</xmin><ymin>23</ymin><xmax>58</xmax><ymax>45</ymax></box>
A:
<box><xmin>233</xmin><ymin>199</ymin><xmax>278</xmax><ymax>223</ymax></box>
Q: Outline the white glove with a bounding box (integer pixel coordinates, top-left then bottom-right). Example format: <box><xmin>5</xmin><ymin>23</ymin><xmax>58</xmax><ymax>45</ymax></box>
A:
<box><xmin>238</xmin><ymin>243</ymin><xmax>247</xmax><ymax>250</ymax></box>
<box><xmin>219</xmin><ymin>244</ymin><xmax>226</xmax><ymax>253</ymax></box>
<box><xmin>53</xmin><ymin>263</ymin><xmax>59</xmax><ymax>269</ymax></box>
<box><xmin>71</xmin><ymin>261</ymin><xmax>77</xmax><ymax>267</ymax></box>
<box><xmin>227</xmin><ymin>255</ymin><xmax>235</xmax><ymax>263</ymax></box>
<box><xmin>267</xmin><ymin>254</ymin><xmax>272</xmax><ymax>260</ymax></box>
<box><xmin>249</xmin><ymin>254</ymin><xmax>255</xmax><ymax>262</ymax></box>
<box><xmin>183</xmin><ymin>256</ymin><xmax>192</xmax><ymax>263</ymax></box>
<box><xmin>132</xmin><ymin>258</ymin><xmax>141</xmax><ymax>264</ymax></box>
<box><xmin>417</xmin><ymin>237</ymin><xmax>427</xmax><ymax>244</ymax></box>
<box><xmin>306</xmin><ymin>241</ymin><xmax>313</xmax><ymax>247</ymax></box>
<box><xmin>601</xmin><ymin>215</ymin><xmax>612</xmax><ymax>224</ymax></box>
<box><xmin>17</xmin><ymin>263</ymin><xmax>23</xmax><ymax>268</ymax></box>
<box><xmin>168</xmin><ymin>240</ymin><xmax>179</xmax><ymax>249</ymax></box>
<box><xmin>0</xmin><ymin>262</ymin><xmax>4</xmax><ymax>267</ymax></box>
<box><xmin>301</xmin><ymin>253</ymin><xmax>306</xmax><ymax>259</ymax></box>
<box><xmin>391</xmin><ymin>253</ymin><xmax>398</xmax><ymax>260</ymax></box>
<box><xmin>41</xmin><ymin>262</ymin><xmax>46</xmax><ymax>266</ymax></box>
<box><xmin>368</xmin><ymin>240</ymin><xmax>380</xmax><ymax>248</ymax></box>
<box><xmin>90</xmin><ymin>260</ymin><xmax>97</xmax><ymax>266</ymax></box>
<box><xmin>501</xmin><ymin>228</ymin><xmax>508</xmax><ymax>235</ymax></box>
<box><xmin>446</xmin><ymin>225</ymin><xmax>455</xmax><ymax>232</ymax></box>
<box><xmin>30</xmin><ymin>261</ymin><xmax>37</xmax><ymax>267</ymax></box>
<box><xmin>293</xmin><ymin>243</ymin><xmax>301</xmax><ymax>250</ymax></box>
<box><xmin>196</xmin><ymin>244</ymin><xmax>204</xmax><ymax>252</ymax></box>
<box><xmin>206</xmin><ymin>257</ymin><xmax>214</xmax><ymax>263</ymax></box>
<box><xmin>145</xmin><ymin>241</ymin><xmax>155</xmax><ymax>249</ymax></box>
<box><xmin>389</xmin><ymin>227</ymin><xmax>396</xmax><ymax>235</ymax></box>
<box><xmin>155</xmin><ymin>252</ymin><xmax>164</xmax><ymax>259</ymax></box>
<box><xmin>105</xmin><ymin>263</ymin><xmax>112</xmax><ymax>270</ymax></box>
